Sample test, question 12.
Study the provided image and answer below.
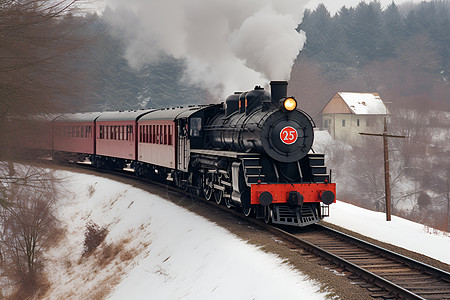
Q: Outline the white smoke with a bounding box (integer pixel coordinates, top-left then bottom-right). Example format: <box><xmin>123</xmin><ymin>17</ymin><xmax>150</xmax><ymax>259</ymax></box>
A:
<box><xmin>103</xmin><ymin>0</ymin><xmax>307</xmax><ymax>98</ymax></box>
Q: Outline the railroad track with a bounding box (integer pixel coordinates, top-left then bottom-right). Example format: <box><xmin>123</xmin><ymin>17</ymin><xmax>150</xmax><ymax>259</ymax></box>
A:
<box><xmin>59</xmin><ymin>161</ymin><xmax>450</xmax><ymax>299</ymax></box>
<box><xmin>271</xmin><ymin>225</ymin><xmax>450</xmax><ymax>299</ymax></box>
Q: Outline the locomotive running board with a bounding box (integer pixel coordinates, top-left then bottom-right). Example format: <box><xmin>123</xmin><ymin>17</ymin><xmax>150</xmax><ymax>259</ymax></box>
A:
<box><xmin>191</xmin><ymin>149</ymin><xmax>259</xmax><ymax>159</ymax></box>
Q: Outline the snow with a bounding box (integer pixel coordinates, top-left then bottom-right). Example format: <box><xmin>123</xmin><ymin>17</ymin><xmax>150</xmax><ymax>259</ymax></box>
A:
<box><xmin>338</xmin><ymin>92</ymin><xmax>388</xmax><ymax>115</ymax></box>
<box><xmin>312</xmin><ymin>130</ymin><xmax>352</xmax><ymax>153</ymax></box>
<box><xmin>326</xmin><ymin>200</ymin><xmax>450</xmax><ymax>265</ymax></box>
<box><xmin>43</xmin><ymin>171</ymin><xmax>449</xmax><ymax>299</ymax></box>
<box><xmin>44</xmin><ymin>172</ymin><xmax>325</xmax><ymax>299</ymax></box>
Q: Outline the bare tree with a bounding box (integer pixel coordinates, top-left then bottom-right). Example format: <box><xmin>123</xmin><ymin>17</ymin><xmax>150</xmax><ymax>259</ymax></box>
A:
<box><xmin>0</xmin><ymin>163</ymin><xmax>62</xmax><ymax>297</ymax></box>
<box><xmin>348</xmin><ymin>138</ymin><xmax>386</xmax><ymax>210</ymax></box>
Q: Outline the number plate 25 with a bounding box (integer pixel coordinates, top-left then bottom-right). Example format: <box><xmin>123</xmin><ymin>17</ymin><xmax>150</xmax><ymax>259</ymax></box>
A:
<box><xmin>280</xmin><ymin>126</ymin><xmax>298</xmax><ymax>145</ymax></box>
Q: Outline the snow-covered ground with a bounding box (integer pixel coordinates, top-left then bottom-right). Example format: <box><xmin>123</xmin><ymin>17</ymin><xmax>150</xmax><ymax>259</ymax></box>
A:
<box><xmin>43</xmin><ymin>171</ymin><xmax>449</xmax><ymax>299</ymax></box>
<box><xmin>326</xmin><ymin>201</ymin><xmax>450</xmax><ymax>264</ymax></box>
<box><xmin>43</xmin><ymin>172</ymin><xmax>326</xmax><ymax>299</ymax></box>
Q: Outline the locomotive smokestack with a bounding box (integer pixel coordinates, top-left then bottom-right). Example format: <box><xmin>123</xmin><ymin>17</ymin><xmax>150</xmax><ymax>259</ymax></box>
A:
<box><xmin>270</xmin><ymin>81</ymin><xmax>288</xmax><ymax>106</ymax></box>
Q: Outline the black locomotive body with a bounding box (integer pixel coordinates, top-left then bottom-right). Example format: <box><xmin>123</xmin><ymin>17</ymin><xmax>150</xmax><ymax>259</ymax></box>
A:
<box><xmin>188</xmin><ymin>81</ymin><xmax>335</xmax><ymax>226</ymax></box>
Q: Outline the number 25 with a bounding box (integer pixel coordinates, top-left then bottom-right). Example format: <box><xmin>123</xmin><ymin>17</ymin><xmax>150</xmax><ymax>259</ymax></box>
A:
<box><xmin>283</xmin><ymin>130</ymin><xmax>294</xmax><ymax>140</ymax></box>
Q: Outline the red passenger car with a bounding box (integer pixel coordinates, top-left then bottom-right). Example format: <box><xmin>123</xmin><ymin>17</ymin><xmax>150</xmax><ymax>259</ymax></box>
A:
<box><xmin>53</xmin><ymin>112</ymin><xmax>100</xmax><ymax>158</ymax></box>
<box><xmin>137</xmin><ymin>109</ymin><xmax>180</xmax><ymax>170</ymax></box>
<box><xmin>94</xmin><ymin>110</ymin><xmax>155</xmax><ymax>169</ymax></box>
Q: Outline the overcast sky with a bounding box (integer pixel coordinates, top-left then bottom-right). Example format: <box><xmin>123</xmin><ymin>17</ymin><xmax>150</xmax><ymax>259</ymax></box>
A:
<box><xmin>305</xmin><ymin>0</ymin><xmax>428</xmax><ymax>13</ymax></box>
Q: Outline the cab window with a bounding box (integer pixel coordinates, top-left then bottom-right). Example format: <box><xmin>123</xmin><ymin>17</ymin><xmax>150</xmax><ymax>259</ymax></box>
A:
<box><xmin>190</xmin><ymin>118</ymin><xmax>202</xmax><ymax>137</ymax></box>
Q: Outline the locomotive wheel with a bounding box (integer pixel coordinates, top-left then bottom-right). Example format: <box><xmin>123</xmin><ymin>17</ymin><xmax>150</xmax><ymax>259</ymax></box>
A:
<box><xmin>214</xmin><ymin>174</ymin><xmax>224</xmax><ymax>204</ymax></box>
<box><xmin>193</xmin><ymin>175</ymin><xmax>202</xmax><ymax>197</ymax></box>
<box><xmin>225</xmin><ymin>197</ymin><xmax>233</xmax><ymax>209</ymax></box>
<box><xmin>214</xmin><ymin>189</ymin><xmax>223</xmax><ymax>205</ymax></box>
<box><xmin>264</xmin><ymin>206</ymin><xmax>273</xmax><ymax>224</ymax></box>
<box><xmin>242</xmin><ymin>206</ymin><xmax>253</xmax><ymax>217</ymax></box>
<box><xmin>202</xmin><ymin>173</ymin><xmax>214</xmax><ymax>201</ymax></box>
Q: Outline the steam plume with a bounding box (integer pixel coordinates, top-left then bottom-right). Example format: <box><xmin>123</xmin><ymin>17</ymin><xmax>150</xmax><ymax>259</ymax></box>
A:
<box><xmin>104</xmin><ymin>0</ymin><xmax>307</xmax><ymax>97</ymax></box>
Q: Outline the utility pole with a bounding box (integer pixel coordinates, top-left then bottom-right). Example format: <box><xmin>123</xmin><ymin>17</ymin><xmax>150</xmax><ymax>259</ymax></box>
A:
<box><xmin>360</xmin><ymin>117</ymin><xmax>406</xmax><ymax>221</ymax></box>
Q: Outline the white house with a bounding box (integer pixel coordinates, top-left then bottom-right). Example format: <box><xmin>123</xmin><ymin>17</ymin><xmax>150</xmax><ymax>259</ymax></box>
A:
<box><xmin>321</xmin><ymin>92</ymin><xmax>389</xmax><ymax>145</ymax></box>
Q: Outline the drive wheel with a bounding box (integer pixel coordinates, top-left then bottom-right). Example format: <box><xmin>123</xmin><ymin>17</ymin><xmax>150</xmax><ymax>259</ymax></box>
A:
<box><xmin>225</xmin><ymin>197</ymin><xmax>233</xmax><ymax>209</ymax></box>
<box><xmin>242</xmin><ymin>206</ymin><xmax>252</xmax><ymax>217</ymax></box>
<box><xmin>214</xmin><ymin>189</ymin><xmax>223</xmax><ymax>205</ymax></box>
<box><xmin>264</xmin><ymin>206</ymin><xmax>273</xmax><ymax>224</ymax></box>
<box><xmin>202</xmin><ymin>173</ymin><xmax>214</xmax><ymax>201</ymax></box>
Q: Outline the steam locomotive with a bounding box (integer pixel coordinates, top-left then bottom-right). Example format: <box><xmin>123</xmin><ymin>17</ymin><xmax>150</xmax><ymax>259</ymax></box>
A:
<box><xmin>33</xmin><ymin>81</ymin><xmax>335</xmax><ymax>227</ymax></box>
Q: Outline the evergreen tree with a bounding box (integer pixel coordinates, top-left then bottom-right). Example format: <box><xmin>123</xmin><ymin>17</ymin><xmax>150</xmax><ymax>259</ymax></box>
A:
<box><xmin>404</xmin><ymin>1</ymin><xmax>449</xmax><ymax>77</ymax></box>
<box><xmin>334</xmin><ymin>6</ymin><xmax>360</xmax><ymax>69</ymax></box>
<box><xmin>382</xmin><ymin>2</ymin><xmax>405</xmax><ymax>57</ymax></box>
<box><xmin>299</xmin><ymin>4</ymin><xmax>333</xmax><ymax>61</ymax></box>
<box><xmin>431</xmin><ymin>1</ymin><xmax>450</xmax><ymax>77</ymax></box>
<box><xmin>350</xmin><ymin>1</ymin><xmax>384</xmax><ymax>63</ymax></box>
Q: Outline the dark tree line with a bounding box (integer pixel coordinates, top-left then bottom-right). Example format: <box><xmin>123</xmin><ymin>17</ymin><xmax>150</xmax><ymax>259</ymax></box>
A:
<box><xmin>63</xmin><ymin>14</ymin><xmax>209</xmax><ymax>112</ymax></box>
<box><xmin>299</xmin><ymin>1</ymin><xmax>449</xmax><ymax>81</ymax></box>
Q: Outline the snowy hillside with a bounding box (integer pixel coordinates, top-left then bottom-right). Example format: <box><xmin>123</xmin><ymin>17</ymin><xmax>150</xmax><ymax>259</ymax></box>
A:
<box><xmin>42</xmin><ymin>172</ymin><xmax>326</xmax><ymax>299</ymax></box>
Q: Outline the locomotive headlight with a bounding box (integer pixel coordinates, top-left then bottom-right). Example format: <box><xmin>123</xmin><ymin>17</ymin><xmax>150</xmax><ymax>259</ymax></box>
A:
<box><xmin>280</xmin><ymin>97</ymin><xmax>297</xmax><ymax>112</ymax></box>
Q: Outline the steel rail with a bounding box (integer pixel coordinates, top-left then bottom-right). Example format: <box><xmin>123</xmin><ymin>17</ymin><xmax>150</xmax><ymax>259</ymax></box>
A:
<box><xmin>268</xmin><ymin>224</ymin><xmax>450</xmax><ymax>299</ymax></box>
<box><xmin>317</xmin><ymin>224</ymin><xmax>450</xmax><ymax>283</ymax></box>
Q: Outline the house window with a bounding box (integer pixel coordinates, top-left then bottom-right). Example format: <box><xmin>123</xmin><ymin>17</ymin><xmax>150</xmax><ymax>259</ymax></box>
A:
<box><xmin>357</xmin><ymin>119</ymin><xmax>360</xmax><ymax>127</ymax></box>
<box><xmin>342</xmin><ymin>120</ymin><xmax>346</xmax><ymax>127</ymax></box>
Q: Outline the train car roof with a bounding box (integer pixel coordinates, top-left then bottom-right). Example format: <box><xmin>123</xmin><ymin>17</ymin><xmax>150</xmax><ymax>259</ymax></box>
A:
<box><xmin>53</xmin><ymin>112</ymin><xmax>103</xmax><ymax>122</ymax></box>
<box><xmin>96</xmin><ymin>109</ymin><xmax>157</xmax><ymax>122</ymax></box>
<box><xmin>139</xmin><ymin>106</ymin><xmax>210</xmax><ymax>121</ymax></box>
